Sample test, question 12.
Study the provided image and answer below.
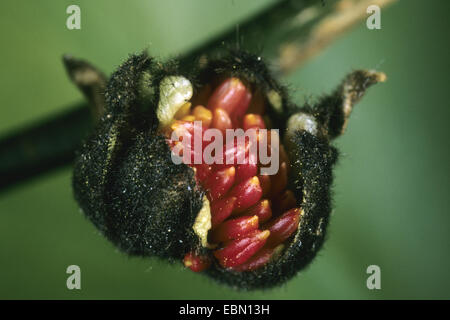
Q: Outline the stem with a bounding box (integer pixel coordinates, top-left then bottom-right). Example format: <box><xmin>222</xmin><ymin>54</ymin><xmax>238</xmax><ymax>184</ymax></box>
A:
<box><xmin>0</xmin><ymin>0</ymin><xmax>396</xmax><ymax>192</ymax></box>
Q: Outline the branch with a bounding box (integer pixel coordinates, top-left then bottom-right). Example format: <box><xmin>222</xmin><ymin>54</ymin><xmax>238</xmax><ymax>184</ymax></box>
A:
<box><xmin>0</xmin><ymin>103</ymin><xmax>93</xmax><ymax>190</ymax></box>
<box><xmin>0</xmin><ymin>0</ymin><xmax>396</xmax><ymax>192</ymax></box>
<box><xmin>277</xmin><ymin>0</ymin><xmax>396</xmax><ymax>73</ymax></box>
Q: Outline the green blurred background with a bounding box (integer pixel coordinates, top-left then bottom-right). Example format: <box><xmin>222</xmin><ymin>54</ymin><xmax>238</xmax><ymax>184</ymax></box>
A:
<box><xmin>1</xmin><ymin>0</ymin><xmax>449</xmax><ymax>299</ymax></box>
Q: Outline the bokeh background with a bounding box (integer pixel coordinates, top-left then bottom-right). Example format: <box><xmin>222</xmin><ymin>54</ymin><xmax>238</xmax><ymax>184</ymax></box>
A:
<box><xmin>1</xmin><ymin>0</ymin><xmax>449</xmax><ymax>299</ymax></box>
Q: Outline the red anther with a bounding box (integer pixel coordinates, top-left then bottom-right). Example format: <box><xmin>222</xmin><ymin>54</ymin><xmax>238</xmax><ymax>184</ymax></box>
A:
<box><xmin>194</xmin><ymin>163</ymin><xmax>212</xmax><ymax>181</ymax></box>
<box><xmin>211</xmin><ymin>107</ymin><xmax>233</xmax><ymax>133</ymax></box>
<box><xmin>258</xmin><ymin>174</ymin><xmax>271</xmax><ymax>197</ymax></box>
<box><xmin>270</xmin><ymin>162</ymin><xmax>288</xmax><ymax>197</ymax></box>
<box><xmin>204</xmin><ymin>166</ymin><xmax>236</xmax><ymax>201</ymax></box>
<box><xmin>170</xmin><ymin>120</ymin><xmax>194</xmax><ymax>146</ymax></box>
<box><xmin>210</xmin><ymin>215</ymin><xmax>259</xmax><ymax>243</ymax></box>
<box><xmin>192</xmin><ymin>105</ymin><xmax>213</xmax><ymax>128</ymax></box>
<box><xmin>230</xmin><ymin>176</ymin><xmax>263</xmax><ymax>212</ymax></box>
<box><xmin>243</xmin><ymin>114</ymin><xmax>266</xmax><ymax>131</ymax></box>
<box><xmin>183</xmin><ymin>252</ymin><xmax>211</xmax><ymax>272</ymax></box>
<box><xmin>245</xmin><ymin>199</ymin><xmax>272</xmax><ymax>223</ymax></box>
<box><xmin>215</xmin><ymin>139</ymin><xmax>250</xmax><ymax>170</ymax></box>
<box><xmin>211</xmin><ymin>197</ymin><xmax>237</xmax><ymax>228</ymax></box>
<box><xmin>231</xmin><ymin>90</ymin><xmax>252</xmax><ymax>126</ymax></box>
<box><xmin>170</xmin><ymin>121</ymin><xmax>205</xmax><ymax>164</ymax></box>
<box><xmin>207</xmin><ymin>78</ymin><xmax>248</xmax><ymax>115</ymax></box>
<box><xmin>265</xmin><ymin>208</ymin><xmax>301</xmax><ymax>248</ymax></box>
<box><xmin>213</xmin><ymin>230</ymin><xmax>270</xmax><ymax>268</ymax></box>
<box><xmin>231</xmin><ymin>247</ymin><xmax>276</xmax><ymax>272</ymax></box>
<box><xmin>235</xmin><ymin>151</ymin><xmax>258</xmax><ymax>183</ymax></box>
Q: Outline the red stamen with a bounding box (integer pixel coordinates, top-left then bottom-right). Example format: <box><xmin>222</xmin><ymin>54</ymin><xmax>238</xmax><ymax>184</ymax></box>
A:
<box><xmin>192</xmin><ymin>105</ymin><xmax>213</xmax><ymax>128</ymax></box>
<box><xmin>243</xmin><ymin>114</ymin><xmax>266</xmax><ymax>131</ymax></box>
<box><xmin>245</xmin><ymin>199</ymin><xmax>272</xmax><ymax>223</ymax></box>
<box><xmin>213</xmin><ymin>230</ymin><xmax>270</xmax><ymax>268</ymax></box>
<box><xmin>210</xmin><ymin>215</ymin><xmax>259</xmax><ymax>243</ymax></box>
<box><xmin>211</xmin><ymin>196</ymin><xmax>237</xmax><ymax>228</ymax></box>
<box><xmin>235</xmin><ymin>151</ymin><xmax>258</xmax><ymax>183</ymax></box>
<box><xmin>231</xmin><ymin>90</ymin><xmax>252</xmax><ymax>126</ymax></box>
<box><xmin>265</xmin><ymin>208</ymin><xmax>301</xmax><ymax>248</ymax></box>
<box><xmin>211</xmin><ymin>107</ymin><xmax>233</xmax><ymax>133</ymax></box>
<box><xmin>230</xmin><ymin>176</ymin><xmax>263</xmax><ymax>212</ymax></box>
<box><xmin>208</xmin><ymin>78</ymin><xmax>248</xmax><ymax>115</ymax></box>
<box><xmin>183</xmin><ymin>252</ymin><xmax>211</xmax><ymax>272</ymax></box>
<box><xmin>193</xmin><ymin>163</ymin><xmax>212</xmax><ymax>181</ymax></box>
<box><xmin>204</xmin><ymin>166</ymin><xmax>236</xmax><ymax>201</ymax></box>
<box><xmin>231</xmin><ymin>246</ymin><xmax>277</xmax><ymax>272</ymax></box>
